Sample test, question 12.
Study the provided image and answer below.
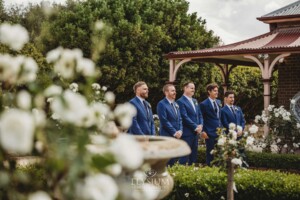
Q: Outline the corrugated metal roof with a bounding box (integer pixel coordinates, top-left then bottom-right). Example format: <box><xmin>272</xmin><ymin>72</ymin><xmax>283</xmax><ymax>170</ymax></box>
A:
<box><xmin>165</xmin><ymin>27</ymin><xmax>300</xmax><ymax>59</ymax></box>
<box><xmin>262</xmin><ymin>0</ymin><xmax>300</xmax><ymax>17</ymax></box>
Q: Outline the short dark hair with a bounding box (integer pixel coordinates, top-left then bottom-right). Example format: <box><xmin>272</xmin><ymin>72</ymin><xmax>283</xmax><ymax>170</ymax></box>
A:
<box><xmin>224</xmin><ymin>90</ymin><xmax>235</xmax><ymax>97</ymax></box>
<box><xmin>133</xmin><ymin>81</ymin><xmax>146</xmax><ymax>93</ymax></box>
<box><xmin>163</xmin><ymin>84</ymin><xmax>174</xmax><ymax>93</ymax></box>
<box><xmin>182</xmin><ymin>81</ymin><xmax>194</xmax><ymax>90</ymax></box>
<box><xmin>206</xmin><ymin>83</ymin><xmax>219</xmax><ymax>95</ymax></box>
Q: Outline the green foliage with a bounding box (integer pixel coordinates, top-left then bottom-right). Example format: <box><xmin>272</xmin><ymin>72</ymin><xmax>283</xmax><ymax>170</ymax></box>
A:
<box><xmin>20</xmin><ymin>0</ymin><xmax>219</xmax><ymax>107</ymax></box>
<box><xmin>198</xmin><ymin>148</ymin><xmax>300</xmax><ymax>171</ymax></box>
<box><xmin>166</xmin><ymin>165</ymin><xmax>300</xmax><ymax>200</ymax></box>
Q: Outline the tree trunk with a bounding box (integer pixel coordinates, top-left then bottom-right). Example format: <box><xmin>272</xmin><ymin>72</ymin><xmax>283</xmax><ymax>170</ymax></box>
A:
<box><xmin>227</xmin><ymin>160</ymin><xmax>234</xmax><ymax>200</ymax></box>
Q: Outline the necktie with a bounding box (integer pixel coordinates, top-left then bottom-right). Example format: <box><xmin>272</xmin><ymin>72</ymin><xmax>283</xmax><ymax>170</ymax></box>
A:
<box><xmin>171</xmin><ymin>103</ymin><xmax>177</xmax><ymax>116</ymax></box>
<box><xmin>143</xmin><ymin>100</ymin><xmax>149</xmax><ymax>118</ymax></box>
<box><xmin>190</xmin><ymin>99</ymin><xmax>196</xmax><ymax>111</ymax></box>
<box><xmin>230</xmin><ymin>106</ymin><xmax>236</xmax><ymax>118</ymax></box>
<box><xmin>213</xmin><ymin>101</ymin><xmax>218</xmax><ymax>113</ymax></box>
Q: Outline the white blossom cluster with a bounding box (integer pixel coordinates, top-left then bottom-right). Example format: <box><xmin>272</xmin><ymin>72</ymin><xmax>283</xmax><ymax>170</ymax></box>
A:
<box><xmin>255</xmin><ymin>105</ymin><xmax>292</xmax><ymax>124</ymax></box>
<box><xmin>214</xmin><ymin>123</ymin><xmax>258</xmax><ymax>167</ymax></box>
<box><xmin>0</xmin><ymin>23</ymin><xmax>159</xmax><ymax>200</ymax></box>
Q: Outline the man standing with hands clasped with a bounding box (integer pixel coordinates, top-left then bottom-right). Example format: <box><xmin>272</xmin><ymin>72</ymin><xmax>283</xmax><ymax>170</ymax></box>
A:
<box><xmin>221</xmin><ymin>90</ymin><xmax>246</xmax><ymax>138</ymax></box>
<box><xmin>157</xmin><ymin>84</ymin><xmax>182</xmax><ymax>166</ymax></box>
<box><xmin>127</xmin><ymin>81</ymin><xmax>155</xmax><ymax>135</ymax></box>
<box><xmin>177</xmin><ymin>82</ymin><xmax>203</xmax><ymax>165</ymax></box>
<box><xmin>200</xmin><ymin>83</ymin><xmax>222</xmax><ymax>166</ymax></box>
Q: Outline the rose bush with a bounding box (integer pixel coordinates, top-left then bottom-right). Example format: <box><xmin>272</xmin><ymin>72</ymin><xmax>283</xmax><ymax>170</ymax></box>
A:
<box><xmin>254</xmin><ymin>104</ymin><xmax>300</xmax><ymax>153</ymax></box>
<box><xmin>0</xmin><ymin>23</ymin><xmax>159</xmax><ymax>200</ymax></box>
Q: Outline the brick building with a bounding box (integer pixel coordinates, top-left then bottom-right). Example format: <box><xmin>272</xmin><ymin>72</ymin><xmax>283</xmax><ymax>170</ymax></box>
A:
<box><xmin>165</xmin><ymin>0</ymin><xmax>300</xmax><ymax>110</ymax></box>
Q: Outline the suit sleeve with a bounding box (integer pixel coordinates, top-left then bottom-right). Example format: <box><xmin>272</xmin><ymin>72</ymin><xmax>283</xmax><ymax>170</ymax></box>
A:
<box><xmin>198</xmin><ymin>105</ymin><xmax>204</xmax><ymax>125</ymax></box>
<box><xmin>220</xmin><ymin>109</ymin><xmax>229</xmax><ymax>131</ymax></box>
<box><xmin>199</xmin><ymin>103</ymin><xmax>205</xmax><ymax>127</ymax></box>
<box><xmin>177</xmin><ymin>101</ymin><xmax>197</xmax><ymax>131</ymax></box>
<box><xmin>128</xmin><ymin>102</ymin><xmax>144</xmax><ymax>135</ymax></box>
<box><xmin>157</xmin><ymin>102</ymin><xmax>177</xmax><ymax>136</ymax></box>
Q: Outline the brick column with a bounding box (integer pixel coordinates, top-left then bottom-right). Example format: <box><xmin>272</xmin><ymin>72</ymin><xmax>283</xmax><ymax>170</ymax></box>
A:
<box><xmin>278</xmin><ymin>54</ymin><xmax>300</xmax><ymax>108</ymax></box>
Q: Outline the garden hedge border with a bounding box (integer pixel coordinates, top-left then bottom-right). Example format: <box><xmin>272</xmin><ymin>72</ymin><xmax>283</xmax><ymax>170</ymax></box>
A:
<box><xmin>165</xmin><ymin>165</ymin><xmax>300</xmax><ymax>200</ymax></box>
<box><xmin>197</xmin><ymin>148</ymin><xmax>300</xmax><ymax>171</ymax></box>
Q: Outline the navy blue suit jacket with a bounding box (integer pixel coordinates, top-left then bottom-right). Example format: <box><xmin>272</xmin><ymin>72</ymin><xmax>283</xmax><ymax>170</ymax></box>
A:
<box><xmin>157</xmin><ymin>98</ymin><xmax>182</xmax><ymax>137</ymax></box>
<box><xmin>177</xmin><ymin>96</ymin><xmax>203</xmax><ymax>138</ymax></box>
<box><xmin>221</xmin><ymin>105</ymin><xmax>245</xmax><ymax>133</ymax></box>
<box><xmin>127</xmin><ymin>97</ymin><xmax>155</xmax><ymax>135</ymax></box>
<box><xmin>199</xmin><ymin>98</ymin><xmax>222</xmax><ymax>138</ymax></box>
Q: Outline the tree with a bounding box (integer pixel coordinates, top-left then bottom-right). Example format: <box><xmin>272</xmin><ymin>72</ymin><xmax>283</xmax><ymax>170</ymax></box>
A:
<box><xmin>29</xmin><ymin>0</ymin><xmax>220</xmax><ymax>107</ymax></box>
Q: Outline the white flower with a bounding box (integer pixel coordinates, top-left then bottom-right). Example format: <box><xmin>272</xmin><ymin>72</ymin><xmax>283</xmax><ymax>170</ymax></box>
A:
<box><xmin>283</xmin><ymin>144</ymin><xmax>288</xmax><ymax>148</ymax></box>
<box><xmin>19</xmin><ymin>57</ymin><xmax>38</xmax><ymax>83</ymax></box>
<box><xmin>76</xmin><ymin>58</ymin><xmax>95</xmax><ymax>77</ymax></box>
<box><xmin>229</xmin><ymin>123</ymin><xmax>236</xmax><ymax>130</ymax></box>
<box><xmin>210</xmin><ymin>149</ymin><xmax>215</xmax><ymax>155</ymax></box>
<box><xmin>105</xmin><ymin>91</ymin><xmax>115</xmax><ymax>104</ymax></box>
<box><xmin>28</xmin><ymin>191</ymin><xmax>51</xmax><ymax>200</ymax></box>
<box><xmin>237</xmin><ymin>125</ymin><xmax>243</xmax><ymax>132</ymax></box>
<box><xmin>249</xmin><ymin>124</ymin><xmax>259</xmax><ymax>134</ymax></box>
<box><xmin>76</xmin><ymin>174</ymin><xmax>118</xmax><ymax>200</ymax></box>
<box><xmin>114</xmin><ymin>103</ymin><xmax>137</xmax><ymax>129</ymax></box>
<box><xmin>246</xmin><ymin>136</ymin><xmax>255</xmax><ymax>146</ymax></box>
<box><xmin>229</xmin><ymin>139</ymin><xmax>237</xmax><ymax>145</ymax></box>
<box><xmin>267</xmin><ymin>105</ymin><xmax>275</xmax><ymax>111</ymax></box>
<box><xmin>0</xmin><ymin>23</ymin><xmax>29</xmax><ymax>51</ymax></box>
<box><xmin>44</xmin><ymin>85</ymin><xmax>63</xmax><ymax>97</ymax></box>
<box><xmin>32</xmin><ymin>109</ymin><xmax>46</xmax><ymax>127</ymax></box>
<box><xmin>261</xmin><ymin>143</ymin><xmax>267</xmax><ymax>148</ymax></box>
<box><xmin>102</xmin><ymin>86</ymin><xmax>107</xmax><ymax>91</ymax></box>
<box><xmin>35</xmin><ymin>141</ymin><xmax>44</xmax><ymax>153</ymax></box>
<box><xmin>297</xmin><ymin>123</ymin><xmax>300</xmax><ymax>129</ymax></box>
<box><xmin>105</xmin><ymin>164</ymin><xmax>122</xmax><ymax>176</ymax></box>
<box><xmin>17</xmin><ymin>90</ymin><xmax>32</xmax><ymax>110</ymax></box>
<box><xmin>92</xmin><ymin>83</ymin><xmax>101</xmax><ymax>90</ymax></box>
<box><xmin>277</xmin><ymin>138</ymin><xmax>281</xmax><ymax>143</ymax></box>
<box><xmin>231</xmin><ymin>158</ymin><xmax>242</xmax><ymax>166</ymax></box>
<box><xmin>185</xmin><ymin>193</ymin><xmax>189</xmax><ymax>198</ymax></box>
<box><xmin>110</xmin><ymin>134</ymin><xmax>143</xmax><ymax>170</ymax></box>
<box><xmin>275</xmin><ymin>113</ymin><xmax>279</xmax><ymax>118</ymax></box>
<box><xmin>291</xmin><ymin>99</ymin><xmax>296</xmax><ymax>104</ymax></box>
<box><xmin>254</xmin><ymin>115</ymin><xmax>261</xmax><ymax>123</ymax></box>
<box><xmin>217</xmin><ymin>136</ymin><xmax>226</xmax><ymax>146</ymax></box>
<box><xmin>46</xmin><ymin>47</ymin><xmax>63</xmax><ymax>63</ymax></box>
<box><xmin>95</xmin><ymin>20</ymin><xmax>105</xmax><ymax>30</ymax></box>
<box><xmin>0</xmin><ymin>109</ymin><xmax>35</xmax><ymax>154</ymax></box>
<box><xmin>101</xmin><ymin>121</ymin><xmax>119</xmax><ymax>135</ymax></box>
<box><xmin>69</xmin><ymin>82</ymin><xmax>79</xmax><ymax>92</ymax></box>
<box><xmin>50</xmin><ymin>90</ymin><xmax>90</xmax><ymax>126</ymax></box>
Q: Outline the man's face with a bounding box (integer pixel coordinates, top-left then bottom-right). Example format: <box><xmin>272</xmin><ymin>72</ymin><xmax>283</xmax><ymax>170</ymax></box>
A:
<box><xmin>166</xmin><ymin>86</ymin><xmax>176</xmax><ymax>100</ymax></box>
<box><xmin>184</xmin><ymin>83</ymin><xmax>195</xmax><ymax>97</ymax></box>
<box><xmin>208</xmin><ymin>87</ymin><xmax>218</xmax><ymax>99</ymax></box>
<box><xmin>225</xmin><ymin>94</ymin><xmax>235</xmax><ymax>105</ymax></box>
<box><xmin>136</xmin><ymin>84</ymin><xmax>149</xmax><ymax>99</ymax></box>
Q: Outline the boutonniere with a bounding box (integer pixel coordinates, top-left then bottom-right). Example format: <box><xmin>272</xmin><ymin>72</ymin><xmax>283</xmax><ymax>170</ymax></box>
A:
<box><xmin>147</xmin><ymin>102</ymin><xmax>152</xmax><ymax>108</ymax></box>
<box><xmin>193</xmin><ymin>100</ymin><xmax>198</xmax><ymax>106</ymax></box>
<box><xmin>218</xmin><ymin>102</ymin><xmax>222</xmax><ymax>107</ymax></box>
<box><xmin>234</xmin><ymin>107</ymin><xmax>238</xmax><ymax>111</ymax></box>
<box><xmin>175</xmin><ymin>103</ymin><xmax>179</xmax><ymax>109</ymax></box>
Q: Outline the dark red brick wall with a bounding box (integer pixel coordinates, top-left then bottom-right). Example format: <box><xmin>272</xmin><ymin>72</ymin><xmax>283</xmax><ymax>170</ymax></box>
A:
<box><xmin>278</xmin><ymin>54</ymin><xmax>300</xmax><ymax>108</ymax></box>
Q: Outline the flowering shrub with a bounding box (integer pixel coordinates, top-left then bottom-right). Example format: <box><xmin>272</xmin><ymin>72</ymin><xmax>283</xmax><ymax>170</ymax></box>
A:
<box><xmin>211</xmin><ymin>123</ymin><xmax>258</xmax><ymax>169</ymax></box>
<box><xmin>254</xmin><ymin>105</ymin><xmax>300</xmax><ymax>153</ymax></box>
<box><xmin>0</xmin><ymin>23</ymin><xmax>159</xmax><ymax>200</ymax></box>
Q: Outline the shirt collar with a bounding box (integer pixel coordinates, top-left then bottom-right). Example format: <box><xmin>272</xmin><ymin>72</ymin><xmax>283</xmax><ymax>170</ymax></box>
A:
<box><xmin>136</xmin><ymin>96</ymin><xmax>145</xmax><ymax>103</ymax></box>
<box><xmin>208</xmin><ymin>97</ymin><xmax>217</xmax><ymax>103</ymax></box>
<box><xmin>166</xmin><ymin>97</ymin><xmax>175</xmax><ymax>104</ymax></box>
<box><xmin>184</xmin><ymin>95</ymin><xmax>193</xmax><ymax>102</ymax></box>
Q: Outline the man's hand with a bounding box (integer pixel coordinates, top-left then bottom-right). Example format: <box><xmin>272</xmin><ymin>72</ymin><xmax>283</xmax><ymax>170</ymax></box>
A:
<box><xmin>200</xmin><ymin>131</ymin><xmax>209</xmax><ymax>139</ymax></box>
<box><xmin>195</xmin><ymin>125</ymin><xmax>203</xmax><ymax>134</ymax></box>
<box><xmin>174</xmin><ymin>130</ymin><xmax>182</xmax><ymax>139</ymax></box>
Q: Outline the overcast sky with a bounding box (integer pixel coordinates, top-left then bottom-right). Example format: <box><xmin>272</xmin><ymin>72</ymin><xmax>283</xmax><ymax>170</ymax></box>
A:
<box><xmin>4</xmin><ymin>0</ymin><xmax>295</xmax><ymax>44</ymax></box>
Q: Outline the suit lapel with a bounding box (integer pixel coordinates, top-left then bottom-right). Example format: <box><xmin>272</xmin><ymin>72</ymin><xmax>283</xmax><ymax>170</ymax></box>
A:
<box><xmin>135</xmin><ymin>97</ymin><xmax>147</xmax><ymax>117</ymax></box>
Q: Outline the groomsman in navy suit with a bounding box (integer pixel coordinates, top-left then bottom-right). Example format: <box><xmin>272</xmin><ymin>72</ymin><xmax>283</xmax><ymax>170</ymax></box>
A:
<box><xmin>200</xmin><ymin>83</ymin><xmax>222</xmax><ymax>166</ymax></box>
<box><xmin>221</xmin><ymin>91</ymin><xmax>246</xmax><ymax>137</ymax></box>
<box><xmin>177</xmin><ymin>82</ymin><xmax>203</xmax><ymax>165</ymax></box>
<box><xmin>157</xmin><ymin>84</ymin><xmax>183</xmax><ymax>166</ymax></box>
<box><xmin>127</xmin><ymin>81</ymin><xmax>155</xmax><ymax>135</ymax></box>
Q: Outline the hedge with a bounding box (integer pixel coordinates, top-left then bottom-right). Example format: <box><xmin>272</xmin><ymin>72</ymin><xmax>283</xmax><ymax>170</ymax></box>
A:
<box><xmin>165</xmin><ymin>165</ymin><xmax>300</xmax><ymax>200</ymax></box>
<box><xmin>197</xmin><ymin>148</ymin><xmax>300</xmax><ymax>171</ymax></box>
